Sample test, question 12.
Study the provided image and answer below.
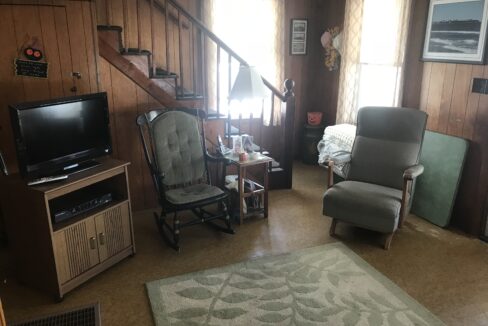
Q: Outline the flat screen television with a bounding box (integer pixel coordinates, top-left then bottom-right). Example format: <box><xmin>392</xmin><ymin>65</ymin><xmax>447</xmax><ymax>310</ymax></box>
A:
<box><xmin>9</xmin><ymin>92</ymin><xmax>112</xmax><ymax>179</ymax></box>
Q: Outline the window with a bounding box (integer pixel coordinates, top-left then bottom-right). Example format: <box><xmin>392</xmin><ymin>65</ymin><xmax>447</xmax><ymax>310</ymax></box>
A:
<box><xmin>205</xmin><ymin>0</ymin><xmax>284</xmax><ymax>123</ymax></box>
<box><xmin>337</xmin><ymin>0</ymin><xmax>412</xmax><ymax>124</ymax></box>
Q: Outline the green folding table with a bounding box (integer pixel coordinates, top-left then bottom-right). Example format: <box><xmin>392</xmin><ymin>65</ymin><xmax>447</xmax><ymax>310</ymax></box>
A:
<box><xmin>411</xmin><ymin>130</ymin><xmax>468</xmax><ymax>227</ymax></box>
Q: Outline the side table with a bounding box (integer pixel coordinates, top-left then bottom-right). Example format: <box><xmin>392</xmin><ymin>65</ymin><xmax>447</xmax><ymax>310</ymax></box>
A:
<box><xmin>224</xmin><ymin>153</ymin><xmax>273</xmax><ymax>224</ymax></box>
<box><xmin>302</xmin><ymin>124</ymin><xmax>326</xmax><ymax>164</ymax></box>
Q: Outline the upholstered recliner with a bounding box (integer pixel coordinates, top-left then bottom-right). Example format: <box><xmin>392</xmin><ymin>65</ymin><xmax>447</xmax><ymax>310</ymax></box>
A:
<box><xmin>323</xmin><ymin>107</ymin><xmax>427</xmax><ymax>249</ymax></box>
<box><xmin>137</xmin><ymin>108</ymin><xmax>234</xmax><ymax>250</ymax></box>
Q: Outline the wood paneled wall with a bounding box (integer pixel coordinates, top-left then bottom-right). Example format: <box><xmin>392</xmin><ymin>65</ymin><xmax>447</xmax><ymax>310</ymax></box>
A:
<box><xmin>99</xmin><ymin>55</ymin><xmax>224</xmax><ymax>210</ymax></box>
<box><xmin>99</xmin><ymin>57</ymin><xmax>160</xmax><ymax>210</ymax></box>
<box><xmin>284</xmin><ymin>0</ymin><xmax>346</xmax><ymax>154</ymax></box>
<box><xmin>95</xmin><ymin>0</ymin><xmax>211</xmax><ymax>210</ymax></box>
<box><xmin>403</xmin><ymin>0</ymin><xmax>488</xmax><ymax>235</ymax></box>
<box><xmin>96</xmin><ymin>0</ymin><xmax>199</xmax><ymax>92</ymax></box>
<box><xmin>419</xmin><ymin>65</ymin><xmax>488</xmax><ymax>236</ymax></box>
<box><xmin>0</xmin><ymin>0</ymin><xmax>347</xmax><ymax>211</ymax></box>
<box><xmin>0</xmin><ymin>1</ymin><xmax>99</xmax><ymax>173</ymax></box>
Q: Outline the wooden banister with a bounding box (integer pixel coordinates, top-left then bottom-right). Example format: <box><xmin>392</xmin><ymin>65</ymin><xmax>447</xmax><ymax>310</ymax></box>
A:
<box><xmin>105</xmin><ymin>0</ymin><xmax>296</xmax><ymax>188</ymax></box>
<box><xmin>281</xmin><ymin>79</ymin><xmax>296</xmax><ymax>188</ymax></box>
<box><xmin>159</xmin><ymin>0</ymin><xmax>286</xmax><ymax>101</ymax></box>
<box><xmin>106</xmin><ymin>0</ymin><xmax>112</xmax><ymax>26</ymax></box>
<box><xmin>165</xmin><ymin>0</ymin><xmax>170</xmax><ymax>72</ymax></box>
<box><xmin>178</xmin><ymin>11</ymin><xmax>183</xmax><ymax>94</ymax></box>
<box><xmin>150</xmin><ymin>0</ymin><xmax>156</xmax><ymax>75</ymax></box>
<box><xmin>137</xmin><ymin>0</ymin><xmax>142</xmax><ymax>50</ymax></box>
<box><xmin>150</xmin><ymin>0</ymin><xmax>191</xmax><ymax>30</ymax></box>
<box><xmin>123</xmin><ymin>0</ymin><xmax>129</xmax><ymax>52</ymax></box>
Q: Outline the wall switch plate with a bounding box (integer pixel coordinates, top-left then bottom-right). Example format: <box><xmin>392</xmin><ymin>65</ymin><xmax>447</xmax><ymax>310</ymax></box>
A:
<box><xmin>472</xmin><ymin>78</ymin><xmax>488</xmax><ymax>94</ymax></box>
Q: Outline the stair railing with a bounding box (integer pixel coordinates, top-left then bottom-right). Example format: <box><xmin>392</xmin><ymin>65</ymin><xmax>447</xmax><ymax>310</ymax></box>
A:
<box><xmin>103</xmin><ymin>0</ymin><xmax>295</xmax><ymax>188</ymax></box>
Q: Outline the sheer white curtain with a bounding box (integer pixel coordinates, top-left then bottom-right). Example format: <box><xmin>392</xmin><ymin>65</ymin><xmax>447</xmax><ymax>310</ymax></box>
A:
<box><xmin>203</xmin><ymin>0</ymin><xmax>284</xmax><ymax>125</ymax></box>
<box><xmin>336</xmin><ymin>0</ymin><xmax>413</xmax><ymax>124</ymax></box>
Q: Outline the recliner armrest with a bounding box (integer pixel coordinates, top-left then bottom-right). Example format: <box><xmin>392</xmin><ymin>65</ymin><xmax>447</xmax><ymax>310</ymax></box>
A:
<box><xmin>330</xmin><ymin>152</ymin><xmax>352</xmax><ymax>165</ymax></box>
<box><xmin>320</xmin><ymin>151</ymin><xmax>352</xmax><ymax>166</ymax></box>
<box><xmin>403</xmin><ymin>164</ymin><xmax>424</xmax><ymax>180</ymax></box>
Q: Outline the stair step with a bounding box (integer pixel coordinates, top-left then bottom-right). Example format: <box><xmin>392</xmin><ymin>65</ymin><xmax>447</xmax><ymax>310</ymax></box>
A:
<box><xmin>151</xmin><ymin>68</ymin><xmax>178</xmax><ymax>79</ymax></box>
<box><xmin>207</xmin><ymin>111</ymin><xmax>227</xmax><ymax>120</ymax></box>
<box><xmin>156</xmin><ymin>68</ymin><xmax>176</xmax><ymax>75</ymax></box>
<box><xmin>151</xmin><ymin>74</ymin><xmax>178</xmax><ymax>79</ymax></box>
<box><xmin>176</xmin><ymin>94</ymin><xmax>204</xmax><ymax>100</ymax></box>
<box><xmin>97</xmin><ymin>25</ymin><xmax>123</xmax><ymax>32</ymax></box>
<box><xmin>121</xmin><ymin>48</ymin><xmax>151</xmax><ymax>55</ymax></box>
<box><xmin>174</xmin><ymin>85</ymin><xmax>204</xmax><ymax>100</ymax></box>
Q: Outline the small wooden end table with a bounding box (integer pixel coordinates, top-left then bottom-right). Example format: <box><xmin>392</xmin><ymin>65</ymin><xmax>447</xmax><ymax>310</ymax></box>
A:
<box><xmin>225</xmin><ymin>153</ymin><xmax>273</xmax><ymax>225</ymax></box>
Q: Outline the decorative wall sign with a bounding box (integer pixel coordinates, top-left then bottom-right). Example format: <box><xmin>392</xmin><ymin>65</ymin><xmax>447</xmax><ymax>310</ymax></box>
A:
<box><xmin>14</xmin><ymin>35</ymin><xmax>48</xmax><ymax>78</ymax></box>
<box><xmin>14</xmin><ymin>59</ymin><xmax>48</xmax><ymax>78</ymax></box>
<box><xmin>422</xmin><ymin>0</ymin><xmax>488</xmax><ymax>64</ymax></box>
<box><xmin>290</xmin><ymin>19</ymin><xmax>308</xmax><ymax>55</ymax></box>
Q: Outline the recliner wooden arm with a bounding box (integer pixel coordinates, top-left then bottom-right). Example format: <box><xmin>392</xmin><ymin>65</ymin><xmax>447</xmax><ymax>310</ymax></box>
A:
<box><xmin>323</xmin><ymin>153</ymin><xmax>352</xmax><ymax>189</ymax></box>
<box><xmin>403</xmin><ymin>164</ymin><xmax>424</xmax><ymax>180</ymax></box>
<box><xmin>399</xmin><ymin>164</ymin><xmax>424</xmax><ymax>228</ymax></box>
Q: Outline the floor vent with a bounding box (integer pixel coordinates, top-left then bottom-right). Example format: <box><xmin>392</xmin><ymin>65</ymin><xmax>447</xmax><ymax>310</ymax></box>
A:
<box><xmin>9</xmin><ymin>303</ymin><xmax>100</xmax><ymax>326</ymax></box>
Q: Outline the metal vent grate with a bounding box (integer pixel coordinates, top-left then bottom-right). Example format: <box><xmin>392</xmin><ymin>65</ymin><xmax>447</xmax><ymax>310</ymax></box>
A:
<box><xmin>9</xmin><ymin>303</ymin><xmax>100</xmax><ymax>326</ymax></box>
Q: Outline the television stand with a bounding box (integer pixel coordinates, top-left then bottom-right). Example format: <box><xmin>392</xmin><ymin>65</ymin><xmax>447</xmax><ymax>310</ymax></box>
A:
<box><xmin>61</xmin><ymin>159</ymin><xmax>101</xmax><ymax>175</ymax></box>
<box><xmin>1</xmin><ymin>158</ymin><xmax>135</xmax><ymax>301</ymax></box>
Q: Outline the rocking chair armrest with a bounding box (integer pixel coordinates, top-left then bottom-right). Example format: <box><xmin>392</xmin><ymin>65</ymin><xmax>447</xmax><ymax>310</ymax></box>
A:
<box><xmin>403</xmin><ymin>164</ymin><xmax>424</xmax><ymax>180</ymax></box>
<box><xmin>205</xmin><ymin>151</ymin><xmax>230</xmax><ymax>164</ymax></box>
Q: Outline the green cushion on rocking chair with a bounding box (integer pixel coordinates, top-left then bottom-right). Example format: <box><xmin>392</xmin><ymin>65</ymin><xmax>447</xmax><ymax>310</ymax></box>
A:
<box><xmin>165</xmin><ymin>184</ymin><xmax>224</xmax><ymax>205</ymax></box>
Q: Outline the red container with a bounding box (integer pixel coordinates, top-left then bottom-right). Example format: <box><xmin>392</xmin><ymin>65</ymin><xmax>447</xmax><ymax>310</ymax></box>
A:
<box><xmin>307</xmin><ymin>112</ymin><xmax>323</xmax><ymax>126</ymax></box>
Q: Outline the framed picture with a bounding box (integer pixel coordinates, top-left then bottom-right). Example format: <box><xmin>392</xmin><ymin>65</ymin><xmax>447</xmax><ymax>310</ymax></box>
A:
<box><xmin>290</xmin><ymin>19</ymin><xmax>307</xmax><ymax>55</ymax></box>
<box><xmin>422</xmin><ymin>0</ymin><xmax>488</xmax><ymax>64</ymax></box>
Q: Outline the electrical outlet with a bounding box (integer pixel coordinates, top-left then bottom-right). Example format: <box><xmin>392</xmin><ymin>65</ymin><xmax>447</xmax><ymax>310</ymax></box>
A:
<box><xmin>472</xmin><ymin>78</ymin><xmax>488</xmax><ymax>94</ymax></box>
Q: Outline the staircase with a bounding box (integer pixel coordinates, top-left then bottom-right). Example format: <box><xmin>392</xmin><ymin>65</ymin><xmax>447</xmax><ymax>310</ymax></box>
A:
<box><xmin>97</xmin><ymin>0</ymin><xmax>295</xmax><ymax>189</ymax></box>
<box><xmin>98</xmin><ymin>26</ymin><xmax>202</xmax><ymax>108</ymax></box>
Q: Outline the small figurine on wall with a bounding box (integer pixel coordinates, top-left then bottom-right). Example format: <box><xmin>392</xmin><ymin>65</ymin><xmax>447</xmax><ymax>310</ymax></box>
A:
<box><xmin>321</xmin><ymin>26</ymin><xmax>342</xmax><ymax>71</ymax></box>
<box><xmin>14</xmin><ymin>35</ymin><xmax>48</xmax><ymax>79</ymax></box>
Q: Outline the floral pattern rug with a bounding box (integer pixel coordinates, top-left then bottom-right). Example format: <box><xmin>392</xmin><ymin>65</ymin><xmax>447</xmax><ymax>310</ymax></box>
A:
<box><xmin>146</xmin><ymin>243</ymin><xmax>444</xmax><ymax>325</ymax></box>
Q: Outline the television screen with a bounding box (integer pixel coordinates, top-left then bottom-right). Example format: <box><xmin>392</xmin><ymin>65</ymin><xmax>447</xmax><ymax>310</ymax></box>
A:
<box><xmin>10</xmin><ymin>92</ymin><xmax>112</xmax><ymax>178</ymax></box>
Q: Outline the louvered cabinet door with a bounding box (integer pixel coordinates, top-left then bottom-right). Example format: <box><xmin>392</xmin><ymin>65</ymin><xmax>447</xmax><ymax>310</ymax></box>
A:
<box><xmin>53</xmin><ymin>218</ymin><xmax>100</xmax><ymax>284</ymax></box>
<box><xmin>94</xmin><ymin>202</ymin><xmax>132</xmax><ymax>262</ymax></box>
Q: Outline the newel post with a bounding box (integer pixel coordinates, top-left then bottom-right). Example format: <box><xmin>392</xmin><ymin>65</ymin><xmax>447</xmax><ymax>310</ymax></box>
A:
<box><xmin>282</xmin><ymin>79</ymin><xmax>295</xmax><ymax>189</ymax></box>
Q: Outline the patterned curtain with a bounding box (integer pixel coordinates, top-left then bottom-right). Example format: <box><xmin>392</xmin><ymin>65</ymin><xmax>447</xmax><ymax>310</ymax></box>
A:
<box><xmin>336</xmin><ymin>0</ymin><xmax>412</xmax><ymax>125</ymax></box>
<box><xmin>336</xmin><ymin>0</ymin><xmax>364</xmax><ymax>125</ymax></box>
<box><xmin>202</xmin><ymin>0</ymin><xmax>284</xmax><ymax>125</ymax></box>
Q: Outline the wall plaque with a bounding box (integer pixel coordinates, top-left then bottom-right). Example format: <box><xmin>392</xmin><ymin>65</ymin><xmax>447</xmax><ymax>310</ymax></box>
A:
<box><xmin>14</xmin><ymin>59</ymin><xmax>48</xmax><ymax>78</ymax></box>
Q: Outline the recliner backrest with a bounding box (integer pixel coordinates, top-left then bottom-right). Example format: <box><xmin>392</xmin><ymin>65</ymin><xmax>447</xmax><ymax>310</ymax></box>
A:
<box><xmin>347</xmin><ymin>107</ymin><xmax>427</xmax><ymax>190</ymax></box>
<box><xmin>151</xmin><ymin>110</ymin><xmax>206</xmax><ymax>187</ymax></box>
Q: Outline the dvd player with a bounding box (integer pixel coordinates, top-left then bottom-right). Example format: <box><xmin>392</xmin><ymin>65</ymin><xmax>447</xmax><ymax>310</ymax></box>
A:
<box><xmin>52</xmin><ymin>193</ymin><xmax>113</xmax><ymax>224</ymax></box>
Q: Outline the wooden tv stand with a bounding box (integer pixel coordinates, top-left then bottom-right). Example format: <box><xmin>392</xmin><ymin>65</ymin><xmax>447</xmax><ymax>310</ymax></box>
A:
<box><xmin>1</xmin><ymin>158</ymin><xmax>135</xmax><ymax>301</ymax></box>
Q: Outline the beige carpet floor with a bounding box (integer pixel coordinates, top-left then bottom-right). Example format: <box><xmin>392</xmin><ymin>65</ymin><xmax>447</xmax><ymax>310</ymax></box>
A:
<box><xmin>1</xmin><ymin>162</ymin><xmax>488</xmax><ymax>325</ymax></box>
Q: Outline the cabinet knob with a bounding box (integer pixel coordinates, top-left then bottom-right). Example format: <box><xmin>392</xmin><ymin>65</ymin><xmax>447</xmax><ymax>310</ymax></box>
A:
<box><xmin>89</xmin><ymin>237</ymin><xmax>96</xmax><ymax>250</ymax></box>
<box><xmin>99</xmin><ymin>232</ymin><xmax>106</xmax><ymax>245</ymax></box>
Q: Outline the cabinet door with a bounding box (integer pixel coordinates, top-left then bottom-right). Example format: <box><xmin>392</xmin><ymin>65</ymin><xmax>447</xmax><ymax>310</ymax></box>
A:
<box><xmin>53</xmin><ymin>217</ymin><xmax>100</xmax><ymax>284</ymax></box>
<box><xmin>95</xmin><ymin>202</ymin><xmax>132</xmax><ymax>262</ymax></box>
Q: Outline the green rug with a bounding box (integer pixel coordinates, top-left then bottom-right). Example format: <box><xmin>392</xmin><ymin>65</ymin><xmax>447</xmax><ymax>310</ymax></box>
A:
<box><xmin>146</xmin><ymin>243</ymin><xmax>444</xmax><ymax>325</ymax></box>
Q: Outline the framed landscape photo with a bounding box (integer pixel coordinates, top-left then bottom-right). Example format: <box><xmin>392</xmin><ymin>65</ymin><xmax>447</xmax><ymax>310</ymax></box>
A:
<box><xmin>290</xmin><ymin>19</ymin><xmax>307</xmax><ymax>55</ymax></box>
<box><xmin>422</xmin><ymin>0</ymin><xmax>488</xmax><ymax>64</ymax></box>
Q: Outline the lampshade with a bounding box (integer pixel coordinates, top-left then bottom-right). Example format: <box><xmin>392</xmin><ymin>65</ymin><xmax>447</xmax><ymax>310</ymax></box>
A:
<box><xmin>229</xmin><ymin>65</ymin><xmax>267</xmax><ymax>101</ymax></box>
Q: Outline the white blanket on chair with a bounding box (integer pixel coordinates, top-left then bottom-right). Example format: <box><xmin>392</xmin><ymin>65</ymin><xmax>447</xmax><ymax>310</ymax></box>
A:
<box><xmin>317</xmin><ymin>124</ymin><xmax>356</xmax><ymax>178</ymax></box>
